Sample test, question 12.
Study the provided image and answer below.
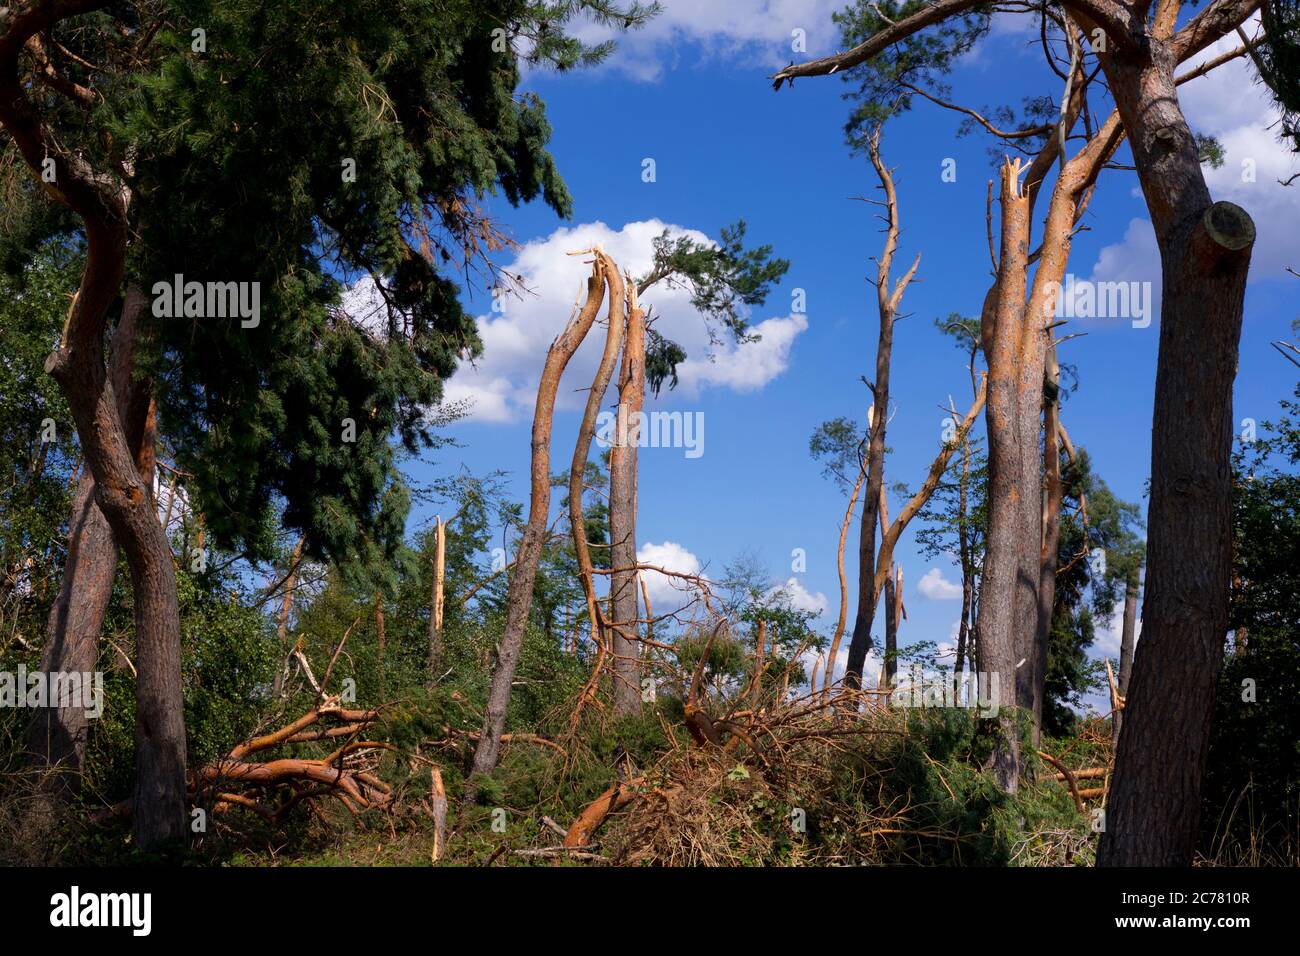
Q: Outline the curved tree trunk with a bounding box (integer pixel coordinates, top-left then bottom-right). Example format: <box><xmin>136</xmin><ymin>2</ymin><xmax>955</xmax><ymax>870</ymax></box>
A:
<box><xmin>25</xmin><ymin>287</ymin><xmax>157</xmax><ymax>784</ymax></box>
<box><xmin>469</xmin><ymin>258</ymin><xmax>607</xmax><ymax>789</ymax></box>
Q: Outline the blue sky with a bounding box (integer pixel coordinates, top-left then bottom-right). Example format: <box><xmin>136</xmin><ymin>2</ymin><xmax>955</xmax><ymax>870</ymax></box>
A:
<box><xmin>395</xmin><ymin>5</ymin><xmax>1299</xmax><ymax>714</ymax></box>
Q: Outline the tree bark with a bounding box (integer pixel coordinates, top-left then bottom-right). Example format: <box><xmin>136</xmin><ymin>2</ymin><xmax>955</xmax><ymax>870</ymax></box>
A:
<box><xmin>1097</xmin><ymin>21</ymin><xmax>1256</xmax><ymax>866</ymax></box>
<box><xmin>1032</xmin><ymin>342</ymin><xmax>1064</xmax><ymax>746</ymax></box>
<box><xmin>569</xmin><ymin>254</ymin><xmax>627</xmax><ymax>726</ymax></box>
<box><xmin>1113</xmin><ymin>571</ymin><xmax>1138</xmax><ymax>746</ymax></box>
<box><xmin>978</xmin><ymin>158</ymin><xmax>1033</xmax><ymax>793</ymax></box>
<box><xmin>427</xmin><ymin>516</ymin><xmax>445</xmax><ymax>682</ymax></box>
<box><xmin>25</xmin><ymin>287</ymin><xmax>155</xmax><ymax>783</ymax></box>
<box><xmin>272</xmin><ymin>536</ymin><xmax>305</xmax><ymax>696</ymax></box>
<box><xmin>883</xmin><ymin>564</ymin><xmax>900</xmax><ymax>688</ymax></box>
<box><xmin>608</xmin><ymin>278</ymin><xmax>645</xmax><ymax>715</ymax></box>
<box><xmin>469</xmin><ymin>257</ymin><xmax>607</xmax><ymax>789</ymax></box>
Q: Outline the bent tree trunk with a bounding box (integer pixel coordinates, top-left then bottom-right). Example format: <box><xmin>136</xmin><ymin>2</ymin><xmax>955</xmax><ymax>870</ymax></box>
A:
<box><xmin>1097</xmin><ymin>42</ymin><xmax>1255</xmax><ymax>867</ymax></box>
<box><xmin>469</xmin><ymin>258</ymin><xmax>607</xmax><ymax>789</ymax></box>
<box><xmin>26</xmin><ymin>287</ymin><xmax>156</xmax><ymax>783</ymax></box>
<box><xmin>45</xmin><ymin>229</ymin><xmax>187</xmax><ymax>849</ymax></box>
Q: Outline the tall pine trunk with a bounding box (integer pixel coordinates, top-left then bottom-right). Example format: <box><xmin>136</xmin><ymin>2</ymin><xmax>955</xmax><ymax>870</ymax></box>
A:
<box><xmin>1097</xmin><ymin>41</ymin><xmax>1255</xmax><ymax>867</ymax></box>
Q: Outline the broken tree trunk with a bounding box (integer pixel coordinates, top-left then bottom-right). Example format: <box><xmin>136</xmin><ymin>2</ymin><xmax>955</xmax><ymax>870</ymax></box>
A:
<box><xmin>844</xmin><ymin>127</ymin><xmax>921</xmax><ymax>690</ymax></box>
<box><xmin>608</xmin><ymin>272</ymin><xmax>646</xmax><ymax>715</ymax></box>
<box><xmin>469</xmin><ymin>256</ymin><xmax>608</xmax><ymax>791</ymax></box>
<box><xmin>427</xmin><ymin>515</ymin><xmax>445</xmax><ymax>683</ymax></box>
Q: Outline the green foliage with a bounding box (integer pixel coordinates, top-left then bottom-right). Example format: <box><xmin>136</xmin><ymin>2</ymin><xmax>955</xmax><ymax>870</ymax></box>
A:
<box><xmin>1259</xmin><ymin>0</ymin><xmax>1300</xmax><ymax>150</ymax></box>
<box><xmin>834</xmin><ymin>0</ymin><xmax>992</xmax><ymax>149</ymax></box>
<box><xmin>1204</xmin><ymin>390</ymin><xmax>1300</xmax><ymax>859</ymax></box>
<box><xmin>0</xmin><ymin>246</ymin><xmax>80</xmax><ymax>669</ymax></box>
<box><xmin>636</xmin><ymin>220</ymin><xmax>790</xmax><ymax>393</ymax></box>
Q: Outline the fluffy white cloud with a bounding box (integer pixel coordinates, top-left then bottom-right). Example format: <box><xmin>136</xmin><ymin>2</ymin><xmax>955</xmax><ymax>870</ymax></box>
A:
<box><xmin>442</xmin><ymin>220</ymin><xmax>805</xmax><ymax>423</ymax></box>
<box><xmin>636</xmin><ymin>540</ymin><xmax>706</xmax><ymax>611</ymax></box>
<box><xmin>917</xmin><ymin>567</ymin><xmax>963</xmax><ymax>601</ymax></box>
<box><xmin>765</xmin><ymin>576</ymin><xmax>829</xmax><ymax>616</ymax></box>
<box><xmin>563</xmin><ymin>1</ymin><xmax>846</xmax><ymax>81</ymax></box>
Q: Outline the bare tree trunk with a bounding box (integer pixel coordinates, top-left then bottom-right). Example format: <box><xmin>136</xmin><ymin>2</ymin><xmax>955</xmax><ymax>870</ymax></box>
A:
<box><xmin>955</xmin><ymin>423</ymin><xmax>973</xmax><ymax>696</ymax></box>
<box><xmin>845</xmin><ymin>129</ymin><xmax>920</xmax><ymax>689</ymax></box>
<box><xmin>1113</xmin><ymin>572</ymin><xmax>1139</xmax><ymax>746</ymax></box>
<box><xmin>569</xmin><ymin>255</ymin><xmax>627</xmax><ymax>726</ymax></box>
<box><xmin>469</xmin><ymin>258</ymin><xmax>607</xmax><ymax>789</ymax></box>
<box><xmin>45</xmin><ymin>231</ymin><xmax>187</xmax><ymax>849</ymax></box>
<box><xmin>823</xmin><ymin>451</ymin><xmax>867</xmax><ymax>696</ymax></box>
<box><xmin>883</xmin><ymin>564</ymin><xmax>900</xmax><ymax>688</ymax></box>
<box><xmin>1098</xmin><ymin>24</ymin><xmax>1256</xmax><ymax>867</ymax></box>
<box><xmin>608</xmin><ymin>279</ymin><xmax>645</xmax><ymax>715</ymax></box>
<box><xmin>427</xmin><ymin>516</ymin><xmax>445</xmax><ymax>682</ymax></box>
<box><xmin>272</xmin><ymin>536</ymin><xmax>305</xmax><ymax>696</ymax></box>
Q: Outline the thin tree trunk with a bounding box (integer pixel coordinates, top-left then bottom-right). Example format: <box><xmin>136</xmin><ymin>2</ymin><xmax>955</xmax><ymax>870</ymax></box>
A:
<box><xmin>845</xmin><ymin>128</ymin><xmax>920</xmax><ymax>689</ymax></box>
<box><xmin>568</xmin><ymin>255</ymin><xmax>629</xmax><ymax>726</ymax></box>
<box><xmin>883</xmin><ymin>564</ymin><xmax>900</xmax><ymax>688</ymax></box>
<box><xmin>1113</xmin><ymin>572</ymin><xmax>1139</xmax><ymax>746</ymax></box>
<box><xmin>272</xmin><ymin>536</ymin><xmax>305</xmax><ymax>696</ymax></box>
<box><xmin>823</xmin><ymin>450</ymin><xmax>867</xmax><ymax>696</ymax></box>
<box><xmin>469</xmin><ymin>257</ymin><xmax>607</xmax><ymax>789</ymax></box>
<box><xmin>608</xmin><ymin>277</ymin><xmax>645</xmax><ymax>715</ymax></box>
<box><xmin>427</xmin><ymin>515</ymin><xmax>445</xmax><ymax>682</ymax></box>
<box><xmin>978</xmin><ymin>158</ymin><xmax>1032</xmax><ymax>793</ymax></box>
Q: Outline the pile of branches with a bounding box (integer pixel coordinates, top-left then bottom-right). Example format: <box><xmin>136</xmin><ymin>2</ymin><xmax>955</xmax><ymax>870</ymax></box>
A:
<box><xmin>93</xmin><ymin>700</ymin><xmax>394</xmax><ymax>827</ymax></box>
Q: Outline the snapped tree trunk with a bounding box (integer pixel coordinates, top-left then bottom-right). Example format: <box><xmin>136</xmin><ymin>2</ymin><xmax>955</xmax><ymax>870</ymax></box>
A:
<box><xmin>568</xmin><ymin>253</ymin><xmax>627</xmax><ymax>726</ymax></box>
<box><xmin>427</xmin><ymin>515</ymin><xmax>445</xmax><ymax>683</ymax></box>
<box><xmin>469</xmin><ymin>257</ymin><xmax>607</xmax><ymax>789</ymax></box>
<box><xmin>272</xmin><ymin>536</ymin><xmax>306</xmax><ymax>697</ymax></box>
<box><xmin>607</xmin><ymin>278</ymin><xmax>645</xmax><ymax>715</ymax></box>
<box><xmin>977</xmin><ymin>159</ymin><xmax>1032</xmax><ymax>793</ymax></box>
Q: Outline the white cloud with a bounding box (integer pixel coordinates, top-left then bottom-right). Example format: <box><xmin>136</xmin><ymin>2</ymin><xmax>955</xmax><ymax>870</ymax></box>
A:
<box><xmin>564</xmin><ymin>1</ymin><xmax>846</xmax><ymax>81</ymax></box>
<box><xmin>765</xmin><ymin>576</ymin><xmax>829</xmax><ymax>616</ymax></box>
<box><xmin>917</xmin><ymin>567</ymin><xmax>963</xmax><ymax>601</ymax></box>
<box><xmin>442</xmin><ymin>220</ymin><xmax>805</xmax><ymax>423</ymax></box>
<box><xmin>636</xmin><ymin>540</ymin><xmax>706</xmax><ymax>611</ymax></box>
